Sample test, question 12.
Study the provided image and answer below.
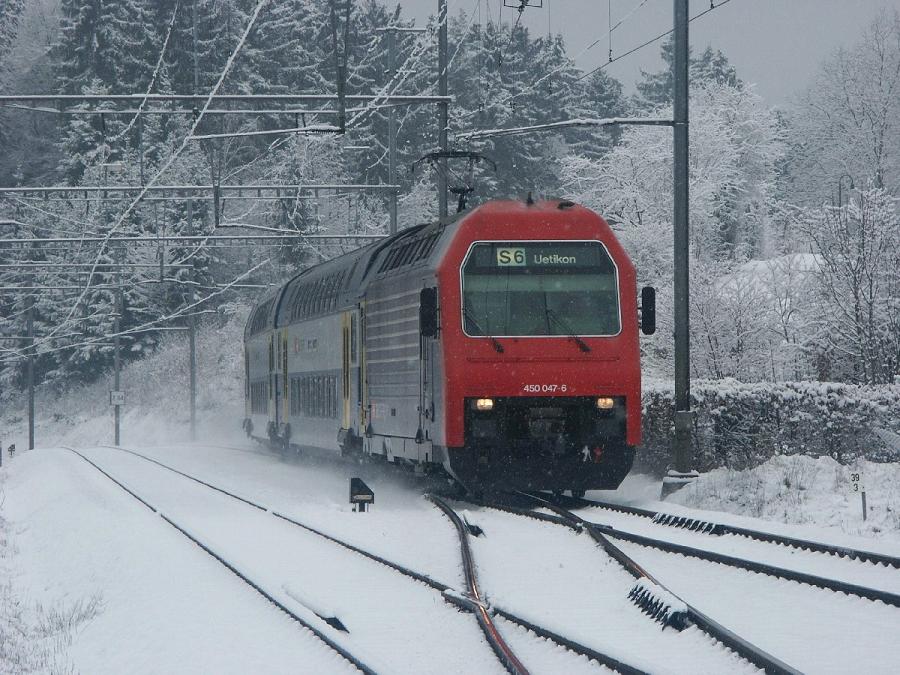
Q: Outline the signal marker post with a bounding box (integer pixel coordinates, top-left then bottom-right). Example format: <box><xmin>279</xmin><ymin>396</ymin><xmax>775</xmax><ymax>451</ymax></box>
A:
<box><xmin>849</xmin><ymin>471</ymin><xmax>867</xmax><ymax>521</ymax></box>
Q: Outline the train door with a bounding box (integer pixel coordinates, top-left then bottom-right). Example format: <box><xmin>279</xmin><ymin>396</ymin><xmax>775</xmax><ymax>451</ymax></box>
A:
<box><xmin>268</xmin><ymin>333</ymin><xmax>276</xmax><ymax>423</ymax></box>
<box><xmin>282</xmin><ymin>329</ymin><xmax>289</xmax><ymax>426</ymax></box>
<box><xmin>341</xmin><ymin>312</ymin><xmax>351</xmax><ymax>430</ymax></box>
<box><xmin>359</xmin><ymin>303</ymin><xmax>368</xmax><ymax>439</ymax></box>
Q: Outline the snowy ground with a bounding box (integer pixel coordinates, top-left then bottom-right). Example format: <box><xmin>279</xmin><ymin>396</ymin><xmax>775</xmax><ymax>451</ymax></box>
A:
<box><xmin>3</xmin><ymin>440</ymin><xmax>900</xmax><ymax>673</ymax></box>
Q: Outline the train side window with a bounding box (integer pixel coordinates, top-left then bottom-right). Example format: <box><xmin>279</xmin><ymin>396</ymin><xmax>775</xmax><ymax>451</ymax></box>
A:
<box><xmin>411</xmin><ymin>238</ymin><xmax>427</xmax><ymax>262</ymax></box>
<box><xmin>318</xmin><ymin>278</ymin><xmax>325</xmax><ymax>312</ymax></box>
<box><xmin>328</xmin><ymin>376</ymin><xmax>335</xmax><ymax>418</ymax></box>
<box><xmin>244</xmin><ymin>352</ymin><xmax>250</xmax><ymax>398</ymax></box>
<box><xmin>420</xmin><ymin>233</ymin><xmax>438</xmax><ymax>260</ymax></box>
<box><xmin>397</xmin><ymin>243</ymin><xmax>413</xmax><ymax>268</ymax></box>
<box><xmin>379</xmin><ymin>248</ymin><xmax>397</xmax><ymax>273</ymax></box>
<box><xmin>316</xmin><ymin>376</ymin><xmax>322</xmax><ymax>417</ymax></box>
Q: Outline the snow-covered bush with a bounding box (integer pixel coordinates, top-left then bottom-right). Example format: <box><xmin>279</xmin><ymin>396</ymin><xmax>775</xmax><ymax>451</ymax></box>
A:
<box><xmin>640</xmin><ymin>379</ymin><xmax>900</xmax><ymax>474</ymax></box>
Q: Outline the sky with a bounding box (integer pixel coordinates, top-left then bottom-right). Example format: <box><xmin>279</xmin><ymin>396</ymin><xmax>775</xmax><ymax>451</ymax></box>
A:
<box><xmin>396</xmin><ymin>0</ymin><xmax>900</xmax><ymax>105</ymax></box>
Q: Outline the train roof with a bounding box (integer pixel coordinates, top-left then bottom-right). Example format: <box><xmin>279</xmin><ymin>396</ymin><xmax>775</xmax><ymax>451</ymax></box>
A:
<box><xmin>245</xmin><ymin>214</ymin><xmax>456</xmax><ymax>338</ymax></box>
<box><xmin>244</xmin><ymin>199</ymin><xmax>614</xmax><ymax>338</ymax></box>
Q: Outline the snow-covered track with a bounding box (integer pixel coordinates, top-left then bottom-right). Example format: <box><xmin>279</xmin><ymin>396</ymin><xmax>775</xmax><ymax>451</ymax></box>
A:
<box><xmin>96</xmin><ymin>445</ymin><xmax>644</xmax><ymax>674</ymax></box>
<box><xmin>428</xmin><ymin>495</ymin><xmax>532</xmax><ymax>675</ymax></box>
<box><xmin>565</xmin><ymin>495</ymin><xmax>900</xmax><ymax>569</ymax></box>
<box><xmin>479</xmin><ymin>493</ymin><xmax>801</xmax><ymax>675</ymax></box>
<box><xmin>530</xmin><ymin>493</ymin><xmax>900</xmax><ymax>608</ymax></box>
<box><xmin>61</xmin><ymin>446</ymin><xmax>377</xmax><ymax>675</ymax></box>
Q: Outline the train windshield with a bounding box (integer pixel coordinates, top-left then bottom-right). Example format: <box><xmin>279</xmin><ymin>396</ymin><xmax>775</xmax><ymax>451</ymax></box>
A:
<box><xmin>461</xmin><ymin>241</ymin><xmax>620</xmax><ymax>337</ymax></box>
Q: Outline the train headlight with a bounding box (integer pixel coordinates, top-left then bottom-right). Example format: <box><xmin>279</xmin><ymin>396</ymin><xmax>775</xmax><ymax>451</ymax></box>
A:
<box><xmin>596</xmin><ymin>397</ymin><xmax>615</xmax><ymax>410</ymax></box>
<box><xmin>475</xmin><ymin>398</ymin><xmax>494</xmax><ymax>411</ymax></box>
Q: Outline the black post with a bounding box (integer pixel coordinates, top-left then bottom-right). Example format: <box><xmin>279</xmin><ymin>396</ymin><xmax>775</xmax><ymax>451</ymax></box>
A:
<box><xmin>187</xmin><ymin>196</ymin><xmax>197</xmax><ymax>441</ymax></box>
<box><xmin>437</xmin><ymin>0</ymin><xmax>449</xmax><ymax>220</ymax></box>
<box><xmin>26</xmin><ymin>296</ymin><xmax>34</xmax><ymax>450</ymax></box>
<box><xmin>664</xmin><ymin>0</ymin><xmax>697</xmax><ymax>494</ymax></box>
<box><xmin>114</xmin><ymin>253</ymin><xmax>123</xmax><ymax>446</ymax></box>
<box><xmin>192</xmin><ymin>0</ymin><xmax>200</xmax><ymax>94</ymax></box>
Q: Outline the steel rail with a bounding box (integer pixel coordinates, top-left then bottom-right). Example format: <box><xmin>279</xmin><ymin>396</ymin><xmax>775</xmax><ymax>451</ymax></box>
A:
<box><xmin>61</xmin><ymin>446</ymin><xmax>377</xmax><ymax>675</ymax></box>
<box><xmin>427</xmin><ymin>495</ymin><xmax>531</xmax><ymax>675</ymax></box>
<box><xmin>97</xmin><ymin>444</ymin><xmax>644</xmax><ymax>674</ymax></box>
<box><xmin>564</xmin><ymin>496</ymin><xmax>900</xmax><ymax>569</ymax></box>
<box><xmin>483</xmin><ymin>494</ymin><xmax>801</xmax><ymax>675</ymax></box>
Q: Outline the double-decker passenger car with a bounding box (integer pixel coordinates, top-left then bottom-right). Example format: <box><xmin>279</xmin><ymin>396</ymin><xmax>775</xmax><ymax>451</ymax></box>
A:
<box><xmin>243</xmin><ymin>199</ymin><xmax>655</xmax><ymax>493</ymax></box>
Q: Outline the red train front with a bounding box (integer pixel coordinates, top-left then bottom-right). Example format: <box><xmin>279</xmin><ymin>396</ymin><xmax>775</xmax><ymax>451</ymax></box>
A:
<box><xmin>430</xmin><ymin>200</ymin><xmax>649</xmax><ymax>493</ymax></box>
<box><xmin>244</xmin><ymin>198</ymin><xmax>654</xmax><ymax>495</ymax></box>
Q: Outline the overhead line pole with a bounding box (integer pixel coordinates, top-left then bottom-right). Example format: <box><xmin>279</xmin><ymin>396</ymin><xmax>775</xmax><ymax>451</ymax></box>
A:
<box><xmin>26</xmin><ymin>296</ymin><xmax>34</xmax><ymax>450</ymax></box>
<box><xmin>388</xmin><ymin>29</ymin><xmax>398</xmax><ymax>234</ymax></box>
<box><xmin>664</xmin><ymin>0</ymin><xmax>697</xmax><ymax>495</ymax></box>
<box><xmin>114</xmin><ymin>251</ymin><xmax>123</xmax><ymax>446</ymax></box>
<box><xmin>376</xmin><ymin>25</ymin><xmax>428</xmax><ymax>234</ymax></box>
<box><xmin>190</xmin><ymin>2</ymin><xmax>200</xmax><ymax>442</ymax></box>
<box><xmin>187</xmin><ymin>195</ymin><xmax>197</xmax><ymax>441</ymax></box>
<box><xmin>437</xmin><ymin>0</ymin><xmax>449</xmax><ymax>221</ymax></box>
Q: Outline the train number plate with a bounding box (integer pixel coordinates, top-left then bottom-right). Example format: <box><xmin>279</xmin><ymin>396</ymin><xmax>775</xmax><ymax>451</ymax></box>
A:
<box><xmin>523</xmin><ymin>384</ymin><xmax>568</xmax><ymax>393</ymax></box>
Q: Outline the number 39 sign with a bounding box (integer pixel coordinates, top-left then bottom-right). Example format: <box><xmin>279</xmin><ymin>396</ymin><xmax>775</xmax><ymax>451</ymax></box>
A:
<box><xmin>848</xmin><ymin>471</ymin><xmax>866</xmax><ymax>493</ymax></box>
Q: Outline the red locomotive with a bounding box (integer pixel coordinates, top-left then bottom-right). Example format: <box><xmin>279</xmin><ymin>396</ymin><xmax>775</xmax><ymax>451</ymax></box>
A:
<box><xmin>244</xmin><ymin>199</ymin><xmax>655</xmax><ymax>494</ymax></box>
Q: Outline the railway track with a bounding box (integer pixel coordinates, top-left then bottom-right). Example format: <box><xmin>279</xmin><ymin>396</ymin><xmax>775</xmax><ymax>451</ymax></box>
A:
<box><xmin>529</xmin><ymin>493</ymin><xmax>900</xmax><ymax>607</ymax></box>
<box><xmin>62</xmin><ymin>446</ymin><xmax>377</xmax><ymax>675</ymax></box>
<box><xmin>86</xmin><ymin>444</ymin><xmax>650</xmax><ymax>674</ymax></box>
<box><xmin>565</xmin><ymin>495</ymin><xmax>900</xmax><ymax>569</ymax></box>
<box><xmin>454</xmin><ymin>493</ymin><xmax>799</xmax><ymax>675</ymax></box>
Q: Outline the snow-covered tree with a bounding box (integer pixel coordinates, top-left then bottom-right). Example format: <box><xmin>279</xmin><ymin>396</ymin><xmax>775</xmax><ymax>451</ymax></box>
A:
<box><xmin>562</xmin><ymin>81</ymin><xmax>785</xmax><ymax>263</ymax></box>
<box><xmin>635</xmin><ymin>35</ymin><xmax>740</xmax><ymax>109</ymax></box>
<box><xmin>799</xmin><ymin>187</ymin><xmax>900</xmax><ymax>384</ymax></box>
<box><xmin>788</xmin><ymin>10</ymin><xmax>900</xmax><ymax>205</ymax></box>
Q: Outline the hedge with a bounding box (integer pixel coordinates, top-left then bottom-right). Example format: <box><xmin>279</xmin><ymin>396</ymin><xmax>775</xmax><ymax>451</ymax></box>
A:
<box><xmin>639</xmin><ymin>379</ymin><xmax>900</xmax><ymax>474</ymax></box>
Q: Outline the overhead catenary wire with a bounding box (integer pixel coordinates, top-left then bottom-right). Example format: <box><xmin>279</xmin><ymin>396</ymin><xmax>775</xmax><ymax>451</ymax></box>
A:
<box><xmin>0</xmin><ymin>258</ymin><xmax>273</xmax><ymax>364</ymax></box>
<box><xmin>454</xmin><ymin>0</ymin><xmax>648</xmax><ymax>124</ymax></box>
<box><xmin>576</xmin><ymin>0</ymin><xmax>735</xmax><ymax>82</ymax></box>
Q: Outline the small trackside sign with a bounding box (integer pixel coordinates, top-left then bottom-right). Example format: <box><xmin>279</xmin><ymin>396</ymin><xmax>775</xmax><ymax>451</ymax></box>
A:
<box><xmin>109</xmin><ymin>390</ymin><xmax>125</xmax><ymax>406</ymax></box>
<box><xmin>496</xmin><ymin>247</ymin><xmax>526</xmax><ymax>266</ymax></box>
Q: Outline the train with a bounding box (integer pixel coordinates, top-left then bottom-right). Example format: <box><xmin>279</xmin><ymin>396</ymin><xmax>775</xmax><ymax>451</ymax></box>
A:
<box><xmin>243</xmin><ymin>198</ymin><xmax>656</xmax><ymax>495</ymax></box>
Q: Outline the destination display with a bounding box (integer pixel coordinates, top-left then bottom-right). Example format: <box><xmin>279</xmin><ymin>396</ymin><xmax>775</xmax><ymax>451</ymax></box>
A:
<box><xmin>466</xmin><ymin>241</ymin><xmax>613</xmax><ymax>272</ymax></box>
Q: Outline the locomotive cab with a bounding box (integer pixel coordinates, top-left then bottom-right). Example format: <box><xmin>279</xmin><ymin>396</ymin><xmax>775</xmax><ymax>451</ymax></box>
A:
<box><xmin>434</xmin><ymin>201</ymin><xmax>644</xmax><ymax>492</ymax></box>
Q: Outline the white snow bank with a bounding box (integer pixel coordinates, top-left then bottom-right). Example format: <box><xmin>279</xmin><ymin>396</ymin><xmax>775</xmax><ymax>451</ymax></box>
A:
<box><xmin>668</xmin><ymin>454</ymin><xmax>900</xmax><ymax>543</ymax></box>
<box><xmin>597</xmin><ymin>455</ymin><xmax>900</xmax><ymax>550</ymax></box>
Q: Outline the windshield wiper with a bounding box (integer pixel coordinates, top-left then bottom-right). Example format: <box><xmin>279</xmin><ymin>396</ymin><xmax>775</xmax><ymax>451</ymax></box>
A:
<box><xmin>463</xmin><ymin>304</ymin><xmax>504</xmax><ymax>353</ymax></box>
<box><xmin>545</xmin><ymin>308</ymin><xmax>591</xmax><ymax>353</ymax></box>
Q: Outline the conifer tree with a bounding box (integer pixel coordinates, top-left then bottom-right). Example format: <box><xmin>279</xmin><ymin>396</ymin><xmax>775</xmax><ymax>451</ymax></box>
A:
<box><xmin>635</xmin><ymin>35</ymin><xmax>740</xmax><ymax>108</ymax></box>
